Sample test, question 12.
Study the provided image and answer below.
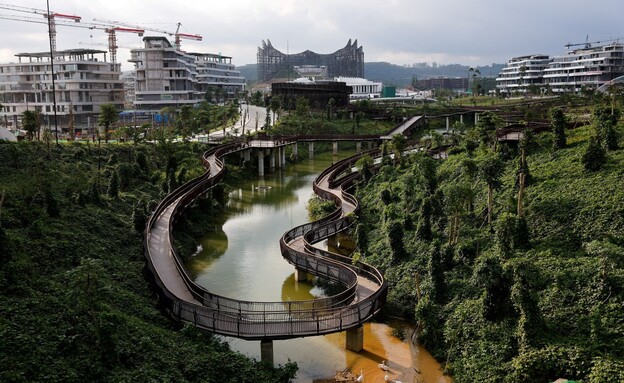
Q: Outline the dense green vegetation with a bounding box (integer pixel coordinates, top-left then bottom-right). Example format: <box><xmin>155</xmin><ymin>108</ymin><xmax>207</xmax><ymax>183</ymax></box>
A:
<box><xmin>0</xmin><ymin>141</ymin><xmax>296</xmax><ymax>382</ymax></box>
<box><xmin>354</xmin><ymin>103</ymin><xmax>624</xmax><ymax>382</ymax></box>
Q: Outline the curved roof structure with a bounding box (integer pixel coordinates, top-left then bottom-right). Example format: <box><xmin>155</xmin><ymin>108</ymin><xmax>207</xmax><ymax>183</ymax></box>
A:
<box><xmin>0</xmin><ymin>127</ymin><xmax>17</xmax><ymax>142</ymax></box>
<box><xmin>257</xmin><ymin>39</ymin><xmax>364</xmax><ymax>82</ymax></box>
<box><xmin>596</xmin><ymin>75</ymin><xmax>624</xmax><ymax>93</ymax></box>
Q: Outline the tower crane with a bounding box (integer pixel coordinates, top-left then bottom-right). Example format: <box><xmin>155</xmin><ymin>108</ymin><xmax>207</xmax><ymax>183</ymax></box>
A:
<box><xmin>0</xmin><ymin>3</ymin><xmax>81</xmax><ymax>53</ymax></box>
<box><xmin>0</xmin><ymin>13</ymin><xmax>143</xmax><ymax>64</ymax></box>
<box><xmin>564</xmin><ymin>36</ymin><xmax>601</xmax><ymax>49</ymax></box>
<box><xmin>93</xmin><ymin>18</ymin><xmax>202</xmax><ymax>50</ymax></box>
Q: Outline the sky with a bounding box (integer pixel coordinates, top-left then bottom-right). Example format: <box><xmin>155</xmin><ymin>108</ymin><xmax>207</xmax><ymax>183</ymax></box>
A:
<box><xmin>0</xmin><ymin>0</ymin><xmax>623</xmax><ymax>72</ymax></box>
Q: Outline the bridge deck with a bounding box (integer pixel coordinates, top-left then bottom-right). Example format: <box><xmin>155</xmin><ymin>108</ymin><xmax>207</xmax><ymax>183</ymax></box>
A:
<box><xmin>145</xmin><ymin>138</ymin><xmax>388</xmax><ymax>340</ymax></box>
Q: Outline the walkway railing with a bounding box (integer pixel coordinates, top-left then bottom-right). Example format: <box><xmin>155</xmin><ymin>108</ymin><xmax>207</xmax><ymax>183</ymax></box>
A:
<box><xmin>145</xmin><ymin>136</ymin><xmax>388</xmax><ymax>340</ymax></box>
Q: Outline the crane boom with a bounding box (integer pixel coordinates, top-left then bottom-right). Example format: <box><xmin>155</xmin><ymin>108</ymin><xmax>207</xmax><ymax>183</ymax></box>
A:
<box><xmin>93</xmin><ymin>17</ymin><xmax>202</xmax><ymax>50</ymax></box>
<box><xmin>0</xmin><ymin>3</ymin><xmax>81</xmax><ymax>52</ymax></box>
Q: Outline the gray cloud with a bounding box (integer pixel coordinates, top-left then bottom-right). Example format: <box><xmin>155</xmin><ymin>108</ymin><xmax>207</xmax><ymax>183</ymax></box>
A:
<box><xmin>0</xmin><ymin>0</ymin><xmax>622</xmax><ymax>70</ymax></box>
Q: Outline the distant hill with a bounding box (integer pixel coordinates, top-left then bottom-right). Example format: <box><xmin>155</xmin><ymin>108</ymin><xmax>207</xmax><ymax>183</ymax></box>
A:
<box><xmin>236</xmin><ymin>62</ymin><xmax>505</xmax><ymax>87</ymax></box>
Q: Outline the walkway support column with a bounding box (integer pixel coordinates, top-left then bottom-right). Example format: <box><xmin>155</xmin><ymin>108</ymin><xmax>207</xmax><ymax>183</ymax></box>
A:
<box><xmin>292</xmin><ymin>143</ymin><xmax>298</xmax><ymax>159</ymax></box>
<box><xmin>446</xmin><ymin>116</ymin><xmax>450</xmax><ymax>131</ymax></box>
<box><xmin>309</xmin><ymin>142</ymin><xmax>314</xmax><ymax>159</ymax></box>
<box><xmin>257</xmin><ymin>150</ymin><xmax>265</xmax><ymax>177</ymax></box>
<box><xmin>368</xmin><ymin>141</ymin><xmax>373</xmax><ymax>150</ymax></box>
<box><xmin>294</xmin><ymin>267</ymin><xmax>308</xmax><ymax>282</ymax></box>
<box><xmin>276</xmin><ymin>147</ymin><xmax>281</xmax><ymax>169</ymax></box>
<box><xmin>346</xmin><ymin>325</ymin><xmax>364</xmax><ymax>352</ymax></box>
<box><xmin>269</xmin><ymin>149</ymin><xmax>276</xmax><ymax>170</ymax></box>
<box><xmin>260</xmin><ymin>340</ymin><xmax>274</xmax><ymax>365</ymax></box>
<box><xmin>281</xmin><ymin>146</ymin><xmax>286</xmax><ymax>166</ymax></box>
<box><xmin>244</xmin><ymin>149</ymin><xmax>251</xmax><ymax>162</ymax></box>
<box><xmin>332</xmin><ymin>141</ymin><xmax>338</xmax><ymax>155</ymax></box>
<box><xmin>460</xmin><ymin>114</ymin><xmax>464</xmax><ymax>124</ymax></box>
<box><xmin>356</xmin><ymin>142</ymin><xmax>362</xmax><ymax>153</ymax></box>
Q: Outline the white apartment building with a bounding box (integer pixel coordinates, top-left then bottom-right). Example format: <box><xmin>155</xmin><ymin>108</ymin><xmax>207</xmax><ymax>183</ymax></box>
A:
<box><xmin>496</xmin><ymin>54</ymin><xmax>551</xmax><ymax>94</ymax></box>
<box><xmin>496</xmin><ymin>43</ymin><xmax>624</xmax><ymax>94</ymax></box>
<box><xmin>128</xmin><ymin>36</ymin><xmax>245</xmax><ymax>112</ymax></box>
<box><xmin>0</xmin><ymin>49</ymin><xmax>124</xmax><ymax>132</ymax></box>
<box><xmin>543</xmin><ymin>43</ymin><xmax>624</xmax><ymax>93</ymax></box>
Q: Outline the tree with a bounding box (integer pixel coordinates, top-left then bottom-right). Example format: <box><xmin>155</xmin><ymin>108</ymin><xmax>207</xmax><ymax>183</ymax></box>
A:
<box><xmin>510</xmin><ymin>260</ymin><xmax>542</xmax><ymax>350</ymax></box>
<box><xmin>475</xmin><ymin>111</ymin><xmax>501</xmax><ymax>148</ymax></box>
<box><xmin>582</xmin><ymin>136</ymin><xmax>607</xmax><ymax>171</ymax></box>
<box><xmin>21</xmin><ymin>110</ymin><xmax>41</xmax><ymax>141</ymax></box>
<box><xmin>107</xmin><ymin>171</ymin><xmax>119</xmax><ymax>198</ymax></box>
<box><xmin>326</xmin><ymin>97</ymin><xmax>335</xmax><ymax>121</ymax></box>
<box><xmin>269</xmin><ymin>96</ymin><xmax>282</xmax><ymax>125</ymax></box>
<box><xmin>479</xmin><ymin>154</ymin><xmax>504</xmax><ymax>225</ymax></box>
<box><xmin>443</xmin><ymin>181</ymin><xmax>474</xmax><ymax>245</ymax></box>
<box><xmin>428</xmin><ymin>241</ymin><xmax>446</xmax><ymax>303</ymax></box>
<box><xmin>98</xmin><ymin>104</ymin><xmax>118</xmax><ymax>143</ymax></box>
<box><xmin>473</xmin><ymin>255</ymin><xmax>511</xmax><ymax>321</ymax></box>
<box><xmin>550</xmin><ymin>108</ymin><xmax>567</xmax><ymax>149</ymax></box>
<box><xmin>390</xmin><ymin>134</ymin><xmax>407</xmax><ymax>165</ymax></box>
<box><xmin>593</xmin><ymin>106</ymin><xmax>620</xmax><ymax>151</ymax></box>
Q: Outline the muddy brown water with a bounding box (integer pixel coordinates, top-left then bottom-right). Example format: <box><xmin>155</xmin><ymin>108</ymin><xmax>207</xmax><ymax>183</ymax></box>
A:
<box><xmin>186</xmin><ymin>151</ymin><xmax>451</xmax><ymax>383</ymax></box>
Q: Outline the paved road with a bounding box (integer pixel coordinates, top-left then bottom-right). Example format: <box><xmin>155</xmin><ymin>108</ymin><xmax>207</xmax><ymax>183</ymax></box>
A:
<box><xmin>208</xmin><ymin>104</ymin><xmax>269</xmax><ymax>140</ymax></box>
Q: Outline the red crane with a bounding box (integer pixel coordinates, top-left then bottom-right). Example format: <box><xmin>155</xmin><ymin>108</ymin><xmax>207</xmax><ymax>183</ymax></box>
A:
<box><xmin>0</xmin><ymin>3</ymin><xmax>81</xmax><ymax>52</ymax></box>
<box><xmin>93</xmin><ymin>18</ymin><xmax>202</xmax><ymax>50</ymax></box>
<box><xmin>0</xmin><ymin>12</ymin><xmax>143</xmax><ymax>64</ymax></box>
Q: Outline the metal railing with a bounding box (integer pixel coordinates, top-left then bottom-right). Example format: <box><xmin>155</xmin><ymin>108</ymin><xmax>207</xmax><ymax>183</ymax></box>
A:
<box><xmin>144</xmin><ymin>136</ymin><xmax>388</xmax><ymax>340</ymax></box>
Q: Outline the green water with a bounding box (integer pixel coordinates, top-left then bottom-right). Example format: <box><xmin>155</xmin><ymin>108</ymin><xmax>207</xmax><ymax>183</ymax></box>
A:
<box><xmin>185</xmin><ymin>150</ymin><xmax>450</xmax><ymax>383</ymax></box>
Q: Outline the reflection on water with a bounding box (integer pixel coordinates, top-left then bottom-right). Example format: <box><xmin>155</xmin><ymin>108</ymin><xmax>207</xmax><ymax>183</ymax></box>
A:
<box><xmin>185</xmin><ymin>151</ymin><xmax>451</xmax><ymax>383</ymax></box>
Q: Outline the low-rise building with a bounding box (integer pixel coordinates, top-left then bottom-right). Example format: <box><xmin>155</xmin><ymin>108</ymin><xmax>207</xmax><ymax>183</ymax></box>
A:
<box><xmin>0</xmin><ymin>49</ymin><xmax>124</xmax><ymax>133</ymax></box>
<box><xmin>496</xmin><ymin>54</ymin><xmax>551</xmax><ymax>94</ymax></box>
<box><xmin>496</xmin><ymin>43</ymin><xmax>624</xmax><ymax>94</ymax></box>
<box><xmin>543</xmin><ymin>43</ymin><xmax>624</xmax><ymax>93</ymax></box>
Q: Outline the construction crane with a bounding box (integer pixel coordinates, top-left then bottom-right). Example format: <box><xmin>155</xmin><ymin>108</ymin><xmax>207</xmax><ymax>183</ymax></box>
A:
<box><xmin>0</xmin><ymin>13</ymin><xmax>143</xmax><ymax>64</ymax></box>
<box><xmin>565</xmin><ymin>36</ymin><xmax>602</xmax><ymax>49</ymax></box>
<box><xmin>93</xmin><ymin>18</ymin><xmax>202</xmax><ymax>50</ymax></box>
<box><xmin>0</xmin><ymin>3</ymin><xmax>81</xmax><ymax>53</ymax></box>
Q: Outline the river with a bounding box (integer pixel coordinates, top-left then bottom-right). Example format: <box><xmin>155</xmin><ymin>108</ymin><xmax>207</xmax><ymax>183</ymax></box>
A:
<box><xmin>186</xmin><ymin>151</ymin><xmax>451</xmax><ymax>383</ymax></box>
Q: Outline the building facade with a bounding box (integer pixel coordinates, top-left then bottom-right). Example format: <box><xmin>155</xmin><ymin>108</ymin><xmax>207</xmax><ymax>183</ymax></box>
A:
<box><xmin>334</xmin><ymin>76</ymin><xmax>382</xmax><ymax>99</ymax></box>
<box><xmin>496</xmin><ymin>43</ymin><xmax>624</xmax><ymax>94</ymax></box>
<box><xmin>272</xmin><ymin>81</ymin><xmax>352</xmax><ymax>108</ymax></box>
<box><xmin>543</xmin><ymin>43</ymin><xmax>624</xmax><ymax>93</ymax></box>
<box><xmin>496</xmin><ymin>54</ymin><xmax>551</xmax><ymax>94</ymax></box>
<box><xmin>257</xmin><ymin>39</ymin><xmax>364</xmax><ymax>82</ymax></box>
<box><xmin>129</xmin><ymin>37</ymin><xmax>245</xmax><ymax>112</ymax></box>
<box><xmin>413</xmin><ymin>77</ymin><xmax>469</xmax><ymax>92</ymax></box>
<box><xmin>0</xmin><ymin>49</ymin><xmax>124</xmax><ymax>132</ymax></box>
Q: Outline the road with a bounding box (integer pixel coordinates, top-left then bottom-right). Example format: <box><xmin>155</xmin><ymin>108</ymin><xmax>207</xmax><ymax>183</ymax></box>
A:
<box><xmin>206</xmin><ymin>104</ymin><xmax>269</xmax><ymax>140</ymax></box>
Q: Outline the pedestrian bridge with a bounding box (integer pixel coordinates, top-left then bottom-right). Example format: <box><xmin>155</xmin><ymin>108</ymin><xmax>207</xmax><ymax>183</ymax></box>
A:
<box><xmin>144</xmin><ymin>136</ymin><xmax>393</xmax><ymax>363</ymax></box>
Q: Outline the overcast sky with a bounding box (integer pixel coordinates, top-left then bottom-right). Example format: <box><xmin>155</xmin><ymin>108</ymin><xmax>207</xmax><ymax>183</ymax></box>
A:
<box><xmin>1</xmin><ymin>0</ymin><xmax>623</xmax><ymax>71</ymax></box>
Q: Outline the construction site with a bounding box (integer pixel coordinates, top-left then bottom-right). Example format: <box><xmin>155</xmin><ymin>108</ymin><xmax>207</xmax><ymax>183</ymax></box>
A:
<box><xmin>0</xmin><ymin>2</ymin><xmax>245</xmax><ymax>135</ymax></box>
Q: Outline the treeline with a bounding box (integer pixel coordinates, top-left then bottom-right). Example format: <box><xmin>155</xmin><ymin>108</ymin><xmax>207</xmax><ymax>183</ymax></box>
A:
<box><xmin>0</xmin><ymin>141</ymin><xmax>296</xmax><ymax>382</ymax></box>
<box><xmin>353</xmin><ymin>102</ymin><xmax>624</xmax><ymax>382</ymax></box>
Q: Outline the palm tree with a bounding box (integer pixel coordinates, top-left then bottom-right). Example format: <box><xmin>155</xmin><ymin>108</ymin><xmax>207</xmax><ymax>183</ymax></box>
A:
<box><xmin>98</xmin><ymin>103</ymin><xmax>118</xmax><ymax>143</ymax></box>
<box><xmin>479</xmin><ymin>154</ymin><xmax>504</xmax><ymax>225</ymax></box>
<box><xmin>21</xmin><ymin>110</ymin><xmax>40</xmax><ymax>141</ymax></box>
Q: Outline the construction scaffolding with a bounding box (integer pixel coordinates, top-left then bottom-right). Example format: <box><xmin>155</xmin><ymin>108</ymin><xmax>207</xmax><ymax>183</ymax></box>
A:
<box><xmin>257</xmin><ymin>39</ymin><xmax>364</xmax><ymax>82</ymax></box>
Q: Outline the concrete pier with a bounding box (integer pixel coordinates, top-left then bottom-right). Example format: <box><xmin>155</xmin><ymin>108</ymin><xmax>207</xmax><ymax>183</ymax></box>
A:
<box><xmin>356</xmin><ymin>142</ymin><xmax>362</xmax><ymax>153</ymax></box>
<box><xmin>446</xmin><ymin>116</ymin><xmax>450</xmax><ymax>131</ymax></box>
<box><xmin>257</xmin><ymin>150</ymin><xmax>265</xmax><ymax>177</ymax></box>
<box><xmin>260</xmin><ymin>340</ymin><xmax>274</xmax><ymax>365</ymax></box>
<box><xmin>309</xmin><ymin>142</ymin><xmax>314</xmax><ymax>159</ymax></box>
<box><xmin>269</xmin><ymin>149</ymin><xmax>276</xmax><ymax>170</ymax></box>
<box><xmin>346</xmin><ymin>326</ymin><xmax>364</xmax><ymax>352</ymax></box>
<box><xmin>294</xmin><ymin>267</ymin><xmax>308</xmax><ymax>282</ymax></box>
<box><xmin>292</xmin><ymin>143</ymin><xmax>298</xmax><ymax>159</ymax></box>
<box><xmin>332</xmin><ymin>141</ymin><xmax>338</xmax><ymax>155</ymax></box>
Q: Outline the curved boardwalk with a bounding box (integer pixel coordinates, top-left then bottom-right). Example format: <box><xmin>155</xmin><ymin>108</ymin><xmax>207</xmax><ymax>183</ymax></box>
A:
<box><xmin>144</xmin><ymin>138</ymin><xmax>388</xmax><ymax>341</ymax></box>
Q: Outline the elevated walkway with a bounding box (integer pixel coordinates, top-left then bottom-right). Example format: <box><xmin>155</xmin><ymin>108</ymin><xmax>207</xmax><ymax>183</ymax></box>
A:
<box><xmin>144</xmin><ymin>138</ymin><xmax>388</xmax><ymax>347</ymax></box>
